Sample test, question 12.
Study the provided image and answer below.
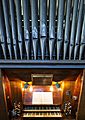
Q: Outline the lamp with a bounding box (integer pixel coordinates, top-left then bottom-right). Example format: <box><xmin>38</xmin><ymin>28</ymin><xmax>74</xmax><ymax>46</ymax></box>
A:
<box><xmin>24</xmin><ymin>82</ymin><xmax>29</xmax><ymax>89</ymax></box>
<box><xmin>56</xmin><ymin>82</ymin><xmax>60</xmax><ymax>88</ymax></box>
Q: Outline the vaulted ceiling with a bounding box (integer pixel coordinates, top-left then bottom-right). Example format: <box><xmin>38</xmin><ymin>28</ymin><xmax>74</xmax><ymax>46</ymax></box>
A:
<box><xmin>0</xmin><ymin>0</ymin><xmax>85</xmax><ymax>61</ymax></box>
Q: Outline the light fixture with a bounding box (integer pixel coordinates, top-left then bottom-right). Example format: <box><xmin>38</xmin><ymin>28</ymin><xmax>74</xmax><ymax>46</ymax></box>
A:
<box><xmin>22</xmin><ymin>88</ymin><xmax>25</xmax><ymax>91</ymax></box>
<box><xmin>56</xmin><ymin>82</ymin><xmax>60</xmax><ymax>88</ymax></box>
<box><xmin>29</xmin><ymin>86</ymin><xmax>33</xmax><ymax>92</ymax></box>
<box><xmin>24</xmin><ymin>82</ymin><xmax>29</xmax><ymax>89</ymax></box>
<box><xmin>50</xmin><ymin>86</ymin><xmax>53</xmax><ymax>92</ymax></box>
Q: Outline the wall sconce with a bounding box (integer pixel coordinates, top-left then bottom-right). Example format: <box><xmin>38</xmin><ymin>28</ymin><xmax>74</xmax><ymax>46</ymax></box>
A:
<box><xmin>24</xmin><ymin>82</ymin><xmax>29</xmax><ymax>89</ymax></box>
<box><xmin>56</xmin><ymin>82</ymin><xmax>60</xmax><ymax>88</ymax></box>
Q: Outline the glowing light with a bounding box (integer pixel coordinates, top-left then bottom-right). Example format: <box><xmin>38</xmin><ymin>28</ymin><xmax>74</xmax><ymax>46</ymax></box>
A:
<box><xmin>58</xmin><ymin>88</ymin><xmax>62</xmax><ymax>91</ymax></box>
<box><xmin>52</xmin><ymin>81</ymin><xmax>56</xmax><ymax>85</ymax></box>
<box><xmin>21</xmin><ymin>83</ymin><xmax>23</xmax><ymax>88</ymax></box>
<box><xmin>24</xmin><ymin>82</ymin><xmax>28</xmax><ymax>89</ymax></box>
<box><xmin>61</xmin><ymin>81</ymin><xmax>64</xmax><ymax>90</ymax></box>
<box><xmin>28</xmin><ymin>81</ymin><xmax>32</xmax><ymax>85</ymax></box>
<box><xmin>56</xmin><ymin>82</ymin><xmax>60</xmax><ymax>88</ymax></box>
<box><xmin>22</xmin><ymin>88</ymin><xmax>25</xmax><ymax>91</ymax></box>
<box><xmin>50</xmin><ymin>86</ymin><xmax>53</xmax><ymax>91</ymax></box>
<box><xmin>29</xmin><ymin>86</ymin><xmax>33</xmax><ymax>92</ymax></box>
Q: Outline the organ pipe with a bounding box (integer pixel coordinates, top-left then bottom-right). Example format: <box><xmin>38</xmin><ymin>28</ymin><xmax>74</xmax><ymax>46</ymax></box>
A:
<box><xmin>31</xmin><ymin>0</ymin><xmax>38</xmax><ymax>60</ymax></box>
<box><xmin>64</xmin><ymin>0</ymin><xmax>71</xmax><ymax>59</ymax></box>
<box><xmin>9</xmin><ymin>0</ymin><xmax>18</xmax><ymax>59</ymax></box>
<box><xmin>74</xmin><ymin>0</ymin><xmax>84</xmax><ymax>59</ymax></box>
<box><xmin>57</xmin><ymin>0</ymin><xmax>64</xmax><ymax>60</ymax></box>
<box><xmin>49</xmin><ymin>0</ymin><xmax>56</xmax><ymax>60</ymax></box>
<box><xmin>23</xmin><ymin>0</ymin><xmax>30</xmax><ymax>59</ymax></box>
<box><xmin>14</xmin><ymin>0</ymin><xmax>23</xmax><ymax>59</ymax></box>
<box><xmin>69</xmin><ymin>0</ymin><xmax>79</xmax><ymax>59</ymax></box>
<box><xmin>79</xmin><ymin>14</ymin><xmax>85</xmax><ymax>60</ymax></box>
<box><xmin>0</xmin><ymin>0</ymin><xmax>84</xmax><ymax>60</ymax></box>
<box><xmin>40</xmin><ymin>0</ymin><xmax>47</xmax><ymax>60</ymax></box>
<box><xmin>2</xmin><ymin>0</ymin><xmax>12</xmax><ymax>59</ymax></box>
<box><xmin>0</xmin><ymin>1</ymin><xmax>6</xmax><ymax>59</ymax></box>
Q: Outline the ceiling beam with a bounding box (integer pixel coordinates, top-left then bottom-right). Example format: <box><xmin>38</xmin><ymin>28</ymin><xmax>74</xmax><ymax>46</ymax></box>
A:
<box><xmin>0</xmin><ymin>60</ymin><xmax>85</xmax><ymax>68</ymax></box>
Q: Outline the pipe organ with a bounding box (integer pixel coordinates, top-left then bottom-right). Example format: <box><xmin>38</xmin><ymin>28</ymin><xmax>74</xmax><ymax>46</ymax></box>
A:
<box><xmin>0</xmin><ymin>0</ymin><xmax>85</xmax><ymax>60</ymax></box>
<box><xmin>0</xmin><ymin>0</ymin><xmax>85</xmax><ymax>120</ymax></box>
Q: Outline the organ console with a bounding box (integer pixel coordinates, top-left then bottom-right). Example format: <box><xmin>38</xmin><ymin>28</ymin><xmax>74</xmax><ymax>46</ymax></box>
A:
<box><xmin>21</xmin><ymin>74</ymin><xmax>63</xmax><ymax>119</ymax></box>
<box><xmin>22</xmin><ymin>105</ymin><xmax>63</xmax><ymax>119</ymax></box>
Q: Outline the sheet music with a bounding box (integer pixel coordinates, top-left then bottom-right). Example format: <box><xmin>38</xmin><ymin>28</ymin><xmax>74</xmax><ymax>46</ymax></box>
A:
<box><xmin>32</xmin><ymin>92</ymin><xmax>53</xmax><ymax>104</ymax></box>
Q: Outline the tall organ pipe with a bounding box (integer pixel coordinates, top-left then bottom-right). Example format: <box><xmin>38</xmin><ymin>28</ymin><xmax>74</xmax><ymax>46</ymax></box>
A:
<box><xmin>31</xmin><ymin>0</ymin><xmax>38</xmax><ymax>60</ymax></box>
<box><xmin>64</xmin><ymin>0</ymin><xmax>71</xmax><ymax>59</ymax></box>
<box><xmin>0</xmin><ymin>1</ymin><xmax>6</xmax><ymax>59</ymax></box>
<box><xmin>74</xmin><ymin>0</ymin><xmax>84</xmax><ymax>59</ymax></box>
<box><xmin>9</xmin><ymin>0</ymin><xmax>18</xmax><ymax>59</ymax></box>
<box><xmin>23</xmin><ymin>0</ymin><xmax>30</xmax><ymax>59</ymax></box>
<box><xmin>79</xmin><ymin>14</ymin><xmax>85</xmax><ymax>60</ymax></box>
<box><xmin>69</xmin><ymin>0</ymin><xmax>79</xmax><ymax>59</ymax></box>
<box><xmin>14</xmin><ymin>0</ymin><xmax>23</xmax><ymax>59</ymax></box>
<box><xmin>2</xmin><ymin>0</ymin><xmax>12</xmax><ymax>59</ymax></box>
<box><xmin>40</xmin><ymin>0</ymin><xmax>47</xmax><ymax>60</ymax></box>
<box><xmin>57</xmin><ymin>0</ymin><xmax>64</xmax><ymax>60</ymax></box>
<box><xmin>49</xmin><ymin>0</ymin><xmax>56</xmax><ymax>60</ymax></box>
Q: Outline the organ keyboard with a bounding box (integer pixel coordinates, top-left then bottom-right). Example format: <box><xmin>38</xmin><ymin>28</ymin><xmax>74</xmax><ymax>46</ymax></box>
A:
<box><xmin>23</xmin><ymin>112</ymin><xmax>62</xmax><ymax>118</ymax></box>
<box><xmin>22</xmin><ymin>105</ymin><xmax>63</xmax><ymax>119</ymax></box>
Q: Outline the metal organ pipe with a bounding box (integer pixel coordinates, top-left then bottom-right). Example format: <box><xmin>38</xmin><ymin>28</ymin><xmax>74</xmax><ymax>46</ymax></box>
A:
<box><xmin>9</xmin><ymin>0</ymin><xmax>18</xmax><ymax>59</ymax></box>
<box><xmin>69</xmin><ymin>0</ymin><xmax>79</xmax><ymax>59</ymax></box>
<box><xmin>40</xmin><ymin>0</ymin><xmax>47</xmax><ymax>60</ymax></box>
<box><xmin>2</xmin><ymin>0</ymin><xmax>13</xmax><ymax>59</ymax></box>
<box><xmin>49</xmin><ymin>0</ymin><xmax>56</xmax><ymax>60</ymax></box>
<box><xmin>14</xmin><ymin>0</ymin><xmax>23</xmax><ymax>59</ymax></box>
<box><xmin>57</xmin><ymin>0</ymin><xmax>64</xmax><ymax>60</ymax></box>
<box><xmin>23</xmin><ymin>0</ymin><xmax>30</xmax><ymax>59</ymax></box>
<box><xmin>64</xmin><ymin>0</ymin><xmax>71</xmax><ymax>59</ymax></box>
<box><xmin>79</xmin><ymin>14</ymin><xmax>85</xmax><ymax>60</ymax></box>
<box><xmin>31</xmin><ymin>0</ymin><xmax>38</xmax><ymax>60</ymax></box>
<box><xmin>74</xmin><ymin>0</ymin><xmax>84</xmax><ymax>59</ymax></box>
<box><xmin>0</xmin><ymin>1</ymin><xmax>6</xmax><ymax>59</ymax></box>
<box><xmin>0</xmin><ymin>0</ymin><xmax>85</xmax><ymax>60</ymax></box>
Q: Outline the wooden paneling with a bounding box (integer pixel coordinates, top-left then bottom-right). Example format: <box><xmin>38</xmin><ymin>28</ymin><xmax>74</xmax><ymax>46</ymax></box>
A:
<box><xmin>76</xmin><ymin>69</ymin><xmax>85</xmax><ymax>120</ymax></box>
<box><xmin>63</xmin><ymin>75</ymin><xmax>82</xmax><ymax>105</ymax></box>
<box><xmin>3</xmin><ymin>69</ymin><xmax>82</xmax><ymax>82</ymax></box>
<box><xmin>73</xmin><ymin>74</ymin><xmax>82</xmax><ymax>97</ymax></box>
<box><xmin>0</xmin><ymin>69</ymin><xmax>9</xmax><ymax>120</ymax></box>
<box><xmin>63</xmin><ymin>80</ymin><xmax>75</xmax><ymax>102</ymax></box>
<box><xmin>3</xmin><ymin>75</ymin><xmax>12</xmax><ymax>110</ymax></box>
<box><xmin>10</xmin><ymin>80</ymin><xmax>22</xmax><ymax>105</ymax></box>
<box><xmin>23</xmin><ymin>86</ymin><xmax>63</xmax><ymax>105</ymax></box>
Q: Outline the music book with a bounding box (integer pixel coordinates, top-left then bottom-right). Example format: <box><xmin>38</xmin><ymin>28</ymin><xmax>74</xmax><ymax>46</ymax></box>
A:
<box><xmin>32</xmin><ymin>92</ymin><xmax>53</xmax><ymax>104</ymax></box>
